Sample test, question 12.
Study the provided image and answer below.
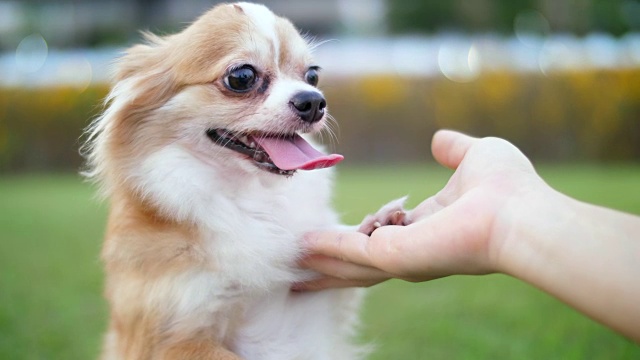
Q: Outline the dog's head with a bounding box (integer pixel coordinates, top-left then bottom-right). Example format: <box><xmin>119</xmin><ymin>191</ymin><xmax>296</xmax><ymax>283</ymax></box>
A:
<box><xmin>84</xmin><ymin>2</ymin><xmax>342</xmax><ymax>197</ymax></box>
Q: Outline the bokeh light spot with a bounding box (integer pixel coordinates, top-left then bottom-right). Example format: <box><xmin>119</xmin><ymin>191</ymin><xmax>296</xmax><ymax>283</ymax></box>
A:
<box><xmin>438</xmin><ymin>41</ymin><xmax>480</xmax><ymax>83</ymax></box>
<box><xmin>57</xmin><ymin>56</ymin><xmax>93</xmax><ymax>91</ymax></box>
<box><xmin>15</xmin><ymin>33</ymin><xmax>48</xmax><ymax>73</ymax></box>
<box><xmin>514</xmin><ymin>10</ymin><xmax>550</xmax><ymax>48</ymax></box>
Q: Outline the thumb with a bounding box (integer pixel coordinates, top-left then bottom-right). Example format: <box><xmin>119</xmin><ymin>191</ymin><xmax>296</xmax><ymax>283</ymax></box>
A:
<box><xmin>431</xmin><ymin>130</ymin><xmax>478</xmax><ymax>170</ymax></box>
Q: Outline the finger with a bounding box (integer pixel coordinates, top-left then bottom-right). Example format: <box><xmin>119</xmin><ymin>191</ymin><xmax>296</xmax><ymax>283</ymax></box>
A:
<box><xmin>300</xmin><ymin>254</ymin><xmax>393</xmax><ymax>282</ymax></box>
<box><xmin>372</xmin><ymin>196</ymin><xmax>494</xmax><ymax>277</ymax></box>
<box><xmin>303</xmin><ymin>231</ymin><xmax>375</xmax><ymax>268</ymax></box>
<box><xmin>291</xmin><ymin>276</ymin><xmax>385</xmax><ymax>292</ymax></box>
<box><xmin>431</xmin><ymin>129</ymin><xmax>478</xmax><ymax>170</ymax></box>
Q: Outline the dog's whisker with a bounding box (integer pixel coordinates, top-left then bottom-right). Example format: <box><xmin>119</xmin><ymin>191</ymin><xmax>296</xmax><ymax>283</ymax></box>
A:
<box><xmin>321</xmin><ymin>115</ymin><xmax>340</xmax><ymax>147</ymax></box>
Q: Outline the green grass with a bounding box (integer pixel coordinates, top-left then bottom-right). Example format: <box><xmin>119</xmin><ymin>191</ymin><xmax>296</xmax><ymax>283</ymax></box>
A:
<box><xmin>0</xmin><ymin>175</ymin><xmax>106</xmax><ymax>359</ymax></box>
<box><xmin>1</xmin><ymin>164</ymin><xmax>639</xmax><ymax>359</ymax></box>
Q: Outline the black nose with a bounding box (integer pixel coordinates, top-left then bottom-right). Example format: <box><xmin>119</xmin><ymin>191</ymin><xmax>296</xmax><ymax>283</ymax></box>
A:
<box><xmin>289</xmin><ymin>91</ymin><xmax>326</xmax><ymax>123</ymax></box>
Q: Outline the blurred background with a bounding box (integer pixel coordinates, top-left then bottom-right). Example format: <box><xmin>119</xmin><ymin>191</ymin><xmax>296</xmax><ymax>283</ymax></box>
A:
<box><xmin>1</xmin><ymin>0</ymin><xmax>639</xmax><ymax>359</ymax></box>
<box><xmin>2</xmin><ymin>0</ymin><xmax>640</xmax><ymax>169</ymax></box>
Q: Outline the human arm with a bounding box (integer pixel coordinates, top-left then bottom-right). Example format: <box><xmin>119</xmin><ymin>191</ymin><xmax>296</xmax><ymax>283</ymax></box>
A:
<box><xmin>296</xmin><ymin>130</ymin><xmax>640</xmax><ymax>341</ymax></box>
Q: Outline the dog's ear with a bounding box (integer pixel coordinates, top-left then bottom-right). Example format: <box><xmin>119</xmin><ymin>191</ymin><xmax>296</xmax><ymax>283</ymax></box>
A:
<box><xmin>112</xmin><ymin>32</ymin><xmax>178</xmax><ymax>110</ymax></box>
<box><xmin>115</xmin><ymin>32</ymin><xmax>168</xmax><ymax>82</ymax></box>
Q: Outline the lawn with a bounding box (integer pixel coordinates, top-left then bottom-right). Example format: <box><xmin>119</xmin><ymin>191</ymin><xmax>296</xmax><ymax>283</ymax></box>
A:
<box><xmin>1</xmin><ymin>164</ymin><xmax>639</xmax><ymax>359</ymax></box>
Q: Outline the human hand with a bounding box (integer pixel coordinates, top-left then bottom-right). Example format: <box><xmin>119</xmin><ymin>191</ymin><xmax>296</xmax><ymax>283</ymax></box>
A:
<box><xmin>295</xmin><ymin>129</ymin><xmax>547</xmax><ymax>290</ymax></box>
<box><xmin>295</xmin><ymin>130</ymin><xmax>640</xmax><ymax>341</ymax></box>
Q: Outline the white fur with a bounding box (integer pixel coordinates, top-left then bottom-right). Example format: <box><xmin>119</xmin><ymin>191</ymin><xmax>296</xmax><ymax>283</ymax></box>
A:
<box><xmin>238</xmin><ymin>3</ymin><xmax>281</xmax><ymax>65</ymax></box>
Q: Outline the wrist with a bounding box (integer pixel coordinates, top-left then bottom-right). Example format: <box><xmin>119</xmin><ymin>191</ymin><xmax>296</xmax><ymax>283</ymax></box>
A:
<box><xmin>489</xmin><ymin>181</ymin><xmax>640</xmax><ymax>340</ymax></box>
<box><xmin>489</xmin><ymin>180</ymin><xmax>573</xmax><ymax>276</ymax></box>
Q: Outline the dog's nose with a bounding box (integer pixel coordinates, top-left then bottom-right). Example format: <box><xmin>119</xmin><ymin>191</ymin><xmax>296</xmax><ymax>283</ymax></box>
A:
<box><xmin>290</xmin><ymin>91</ymin><xmax>326</xmax><ymax>123</ymax></box>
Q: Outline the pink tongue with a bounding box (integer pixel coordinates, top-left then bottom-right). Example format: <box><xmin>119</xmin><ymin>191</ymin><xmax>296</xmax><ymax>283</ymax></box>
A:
<box><xmin>251</xmin><ymin>134</ymin><xmax>344</xmax><ymax>171</ymax></box>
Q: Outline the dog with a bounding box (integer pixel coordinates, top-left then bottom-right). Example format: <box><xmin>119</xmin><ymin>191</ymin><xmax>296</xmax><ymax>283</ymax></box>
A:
<box><xmin>83</xmin><ymin>3</ymin><xmax>405</xmax><ymax>359</ymax></box>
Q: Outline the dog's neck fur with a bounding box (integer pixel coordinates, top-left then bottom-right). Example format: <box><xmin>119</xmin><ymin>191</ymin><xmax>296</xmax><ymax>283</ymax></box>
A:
<box><xmin>105</xmin><ymin>144</ymin><xmax>338</xmax><ymax>289</ymax></box>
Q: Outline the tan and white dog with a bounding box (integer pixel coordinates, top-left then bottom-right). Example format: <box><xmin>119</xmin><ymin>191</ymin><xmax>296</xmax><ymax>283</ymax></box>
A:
<box><xmin>83</xmin><ymin>3</ymin><xmax>404</xmax><ymax>359</ymax></box>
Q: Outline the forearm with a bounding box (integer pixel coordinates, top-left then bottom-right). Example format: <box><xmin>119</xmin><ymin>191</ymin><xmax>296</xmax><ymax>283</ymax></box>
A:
<box><xmin>498</xmin><ymin>188</ymin><xmax>640</xmax><ymax>341</ymax></box>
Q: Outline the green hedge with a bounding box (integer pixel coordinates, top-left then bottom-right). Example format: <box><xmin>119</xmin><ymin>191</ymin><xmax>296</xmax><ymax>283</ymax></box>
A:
<box><xmin>0</xmin><ymin>86</ymin><xmax>108</xmax><ymax>172</ymax></box>
<box><xmin>1</xmin><ymin>69</ymin><xmax>639</xmax><ymax>173</ymax></box>
<box><xmin>328</xmin><ymin>69</ymin><xmax>640</xmax><ymax>164</ymax></box>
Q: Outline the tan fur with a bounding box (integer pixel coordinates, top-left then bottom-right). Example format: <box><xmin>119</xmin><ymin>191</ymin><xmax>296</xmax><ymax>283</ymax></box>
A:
<box><xmin>101</xmin><ymin>195</ymin><xmax>215</xmax><ymax>358</ymax></box>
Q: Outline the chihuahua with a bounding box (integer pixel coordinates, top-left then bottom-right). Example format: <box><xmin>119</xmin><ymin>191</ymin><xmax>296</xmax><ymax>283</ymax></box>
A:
<box><xmin>84</xmin><ymin>3</ymin><xmax>405</xmax><ymax>359</ymax></box>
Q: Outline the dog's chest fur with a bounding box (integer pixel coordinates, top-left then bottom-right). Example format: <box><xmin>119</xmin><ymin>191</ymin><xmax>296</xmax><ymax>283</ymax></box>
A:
<box><xmin>188</xmin><ymin>168</ymin><xmax>361</xmax><ymax>359</ymax></box>
<box><xmin>133</xmin><ymin>145</ymin><xmax>338</xmax><ymax>284</ymax></box>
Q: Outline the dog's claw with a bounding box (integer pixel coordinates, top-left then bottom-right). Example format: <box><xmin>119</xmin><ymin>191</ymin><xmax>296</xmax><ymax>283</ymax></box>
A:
<box><xmin>357</xmin><ymin>197</ymin><xmax>409</xmax><ymax>236</ymax></box>
<box><xmin>390</xmin><ymin>210</ymin><xmax>406</xmax><ymax>226</ymax></box>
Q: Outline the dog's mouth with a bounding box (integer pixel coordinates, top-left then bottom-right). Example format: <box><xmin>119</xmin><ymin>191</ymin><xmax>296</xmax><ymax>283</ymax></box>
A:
<box><xmin>206</xmin><ymin>129</ymin><xmax>343</xmax><ymax>176</ymax></box>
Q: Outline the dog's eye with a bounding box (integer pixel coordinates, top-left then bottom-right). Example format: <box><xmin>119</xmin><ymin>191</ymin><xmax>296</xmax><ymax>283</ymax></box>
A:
<box><xmin>304</xmin><ymin>67</ymin><xmax>319</xmax><ymax>87</ymax></box>
<box><xmin>225</xmin><ymin>65</ymin><xmax>257</xmax><ymax>92</ymax></box>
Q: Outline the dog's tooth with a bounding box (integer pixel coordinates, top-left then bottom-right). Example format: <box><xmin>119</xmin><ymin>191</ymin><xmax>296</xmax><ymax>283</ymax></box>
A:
<box><xmin>254</xmin><ymin>151</ymin><xmax>269</xmax><ymax>163</ymax></box>
<box><xmin>249</xmin><ymin>141</ymin><xmax>256</xmax><ymax>148</ymax></box>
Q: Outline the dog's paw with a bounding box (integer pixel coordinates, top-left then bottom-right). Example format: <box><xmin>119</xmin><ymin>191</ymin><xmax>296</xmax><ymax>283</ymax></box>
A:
<box><xmin>357</xmin><ymin>196</ymin><xmax>409</xmax><ymax>236</ymax></box>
